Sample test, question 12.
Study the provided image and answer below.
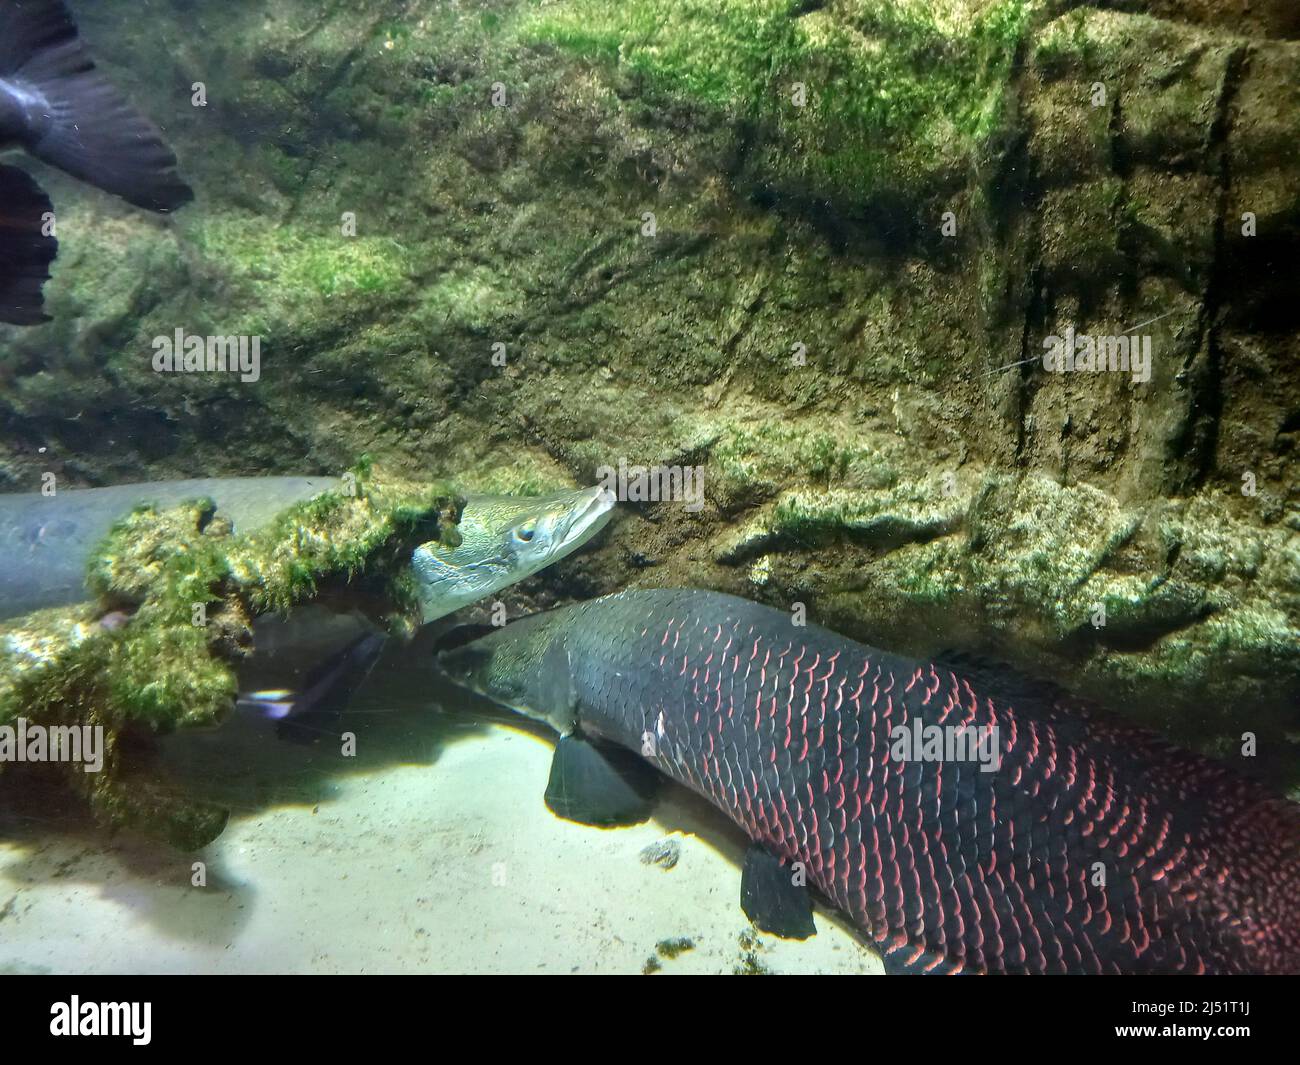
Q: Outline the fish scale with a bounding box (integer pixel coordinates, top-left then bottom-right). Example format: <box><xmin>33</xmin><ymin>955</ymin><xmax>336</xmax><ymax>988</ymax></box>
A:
<box><xmin>550</xmin><ymin>589</ymin><xmax>1300</xmax><ymax>974</ymax></box>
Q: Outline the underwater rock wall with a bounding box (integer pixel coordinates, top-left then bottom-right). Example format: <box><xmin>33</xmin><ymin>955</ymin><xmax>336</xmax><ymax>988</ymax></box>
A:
<box><xmin>0</xmin><ymin>0</ymin><xmax>1296</xmax><ymax>781</ymax></box>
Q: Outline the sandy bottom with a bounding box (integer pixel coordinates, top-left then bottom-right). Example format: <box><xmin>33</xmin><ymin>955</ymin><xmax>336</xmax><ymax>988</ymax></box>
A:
<box><xmin>0</xmin><ymin>642</ymin><xmax>882</xmax><ymax>976</ymax></box>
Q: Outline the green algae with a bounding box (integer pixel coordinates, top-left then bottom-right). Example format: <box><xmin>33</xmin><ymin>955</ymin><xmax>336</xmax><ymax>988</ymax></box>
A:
<box><xmin>192</xmin><ymin>216</ymin><xmax>413</xmax><ymax>308</ymax></box>
<box><xmin>711</xmin><ymin>420</ymin><xmax>893</xmax><ymax>490</ymax></box>
<box><xmin>523</xmin><ymin>0</ymin><xmax>1039</xmax><ymax>208</ymax></box>
<box><xmin>733</xmin><ymin>929</ymin><xmax>773</xmax><ymax>974</ymax></box>
<box><xmin>0</xmin><ymin>472</ymin><xmax>462</xmax><ymax>847</ymax></box>
<box><xmin>642</xmin><ymin>936</ymin><xmax>695</xmax><ymax>972</ymax></box>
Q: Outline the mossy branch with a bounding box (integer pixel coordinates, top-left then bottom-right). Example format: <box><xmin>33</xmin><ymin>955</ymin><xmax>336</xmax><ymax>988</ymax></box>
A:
<box><xmin>0</xmin><ymin>471</ymin><xmax>462</xmax><ymax>847</ymax></box>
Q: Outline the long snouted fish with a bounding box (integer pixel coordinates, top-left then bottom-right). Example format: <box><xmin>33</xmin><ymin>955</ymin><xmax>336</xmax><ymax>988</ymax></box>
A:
<box><xmin>0</xmin><ymin>477</ymin><xmax>615</xmax><ymax>623</ymax></box>
<box><xmin>409</xmin><ymin>488</ymin><xmax>617</xmax><ymax>623</ymax></box>
<box><xmin>439</xmin><ymin>587</ymin><xmax>1300</xmax><ymax>975</ymax></box>
<box><xmin>0</xmin><ymin>477</ymin><xmax>615</xmax><ymax>719</ymax></box>
<box><xmin>0</xmin><ymin>0</ymin><xmax>193</xmax><ymax>325</ymax></box>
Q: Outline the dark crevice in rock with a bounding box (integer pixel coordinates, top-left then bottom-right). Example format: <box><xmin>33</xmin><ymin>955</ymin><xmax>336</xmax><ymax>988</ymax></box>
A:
<box><xmin>1182</xmin><ymin>43</ymin><xmax>1251</xmax><ymax>488</ymax></box>
<box><xmin>993</xmin><ymin>33</ymin><xmax>1045</xmax><ymax>467</ymax></box>
<box><xmin>716</xmin><ymin>511</ymin><xmax>961</xmax><ymax>566</ymax></box>
<box><xmin>1013</xmin><ymin>267</ymin><xmax>1047</xmax><ymax>463</ymax></box>
<box><xmin>1068</xmin><ymin>596</ymin><xmax>1218</xmax><ymax>653</ymax></box>
<box><xmin>1106</xmin><ymin>85</ymin><xmax>1132</xmax><ymax>182</ymax></box>
<box><xmin>1219</xmin><ymin>232</ymin><xmax>1300</xmax><ymax>334</ymax></box>
<box><xmin>1105</xmin><ymin>84</ymin><xmax>1146</xmax><ymax>311</ymax></box>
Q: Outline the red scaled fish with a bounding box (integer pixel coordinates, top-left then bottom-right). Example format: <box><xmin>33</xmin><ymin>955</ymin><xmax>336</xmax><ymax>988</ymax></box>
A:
<box><xmin>440</xmin><ymin>588</ymin><xmax>1300</xmax><ymax>975</ymax></box>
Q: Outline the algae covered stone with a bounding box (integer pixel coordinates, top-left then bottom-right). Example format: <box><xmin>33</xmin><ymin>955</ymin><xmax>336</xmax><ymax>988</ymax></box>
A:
<box><xmin>0</xmin><ymin>471</ymin><xmax>462</xmax><ymax>847</ymax></box>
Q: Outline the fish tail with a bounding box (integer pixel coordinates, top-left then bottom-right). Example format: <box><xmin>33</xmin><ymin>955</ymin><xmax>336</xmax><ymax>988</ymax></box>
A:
<box><xmin>0</xmin><ymin>0</ymin><xmax>193</xmax><ymax>212</ymax></box>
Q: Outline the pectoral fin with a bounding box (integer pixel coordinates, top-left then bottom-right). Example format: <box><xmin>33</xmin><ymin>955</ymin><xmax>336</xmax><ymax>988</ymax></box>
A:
<box><xmin>740</xmin><ymin>843</ymin><xmax>816</xmax><ymax>940</ymax></box>
<box><xmin>544</xmin><ymin>734</ymin><xmax>659</xmax><ymax>827</ymax></box>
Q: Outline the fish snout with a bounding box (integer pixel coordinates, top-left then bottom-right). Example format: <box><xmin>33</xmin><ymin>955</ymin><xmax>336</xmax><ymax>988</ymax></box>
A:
<box><xmin>565</xmin><ymin>485</ymin><xmax>617</xmax><ymax>540</ymax></box>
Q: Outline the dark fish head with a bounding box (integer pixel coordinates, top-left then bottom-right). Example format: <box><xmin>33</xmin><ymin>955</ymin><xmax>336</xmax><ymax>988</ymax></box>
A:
<box><xmin>437</xmin><ymin>609</ymin><xmax>579</xmax><ymax>735</ymax></box>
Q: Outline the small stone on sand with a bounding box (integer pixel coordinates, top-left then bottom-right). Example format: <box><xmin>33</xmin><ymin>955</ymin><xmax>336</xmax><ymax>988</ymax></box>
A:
<box><xmin>639</xmin><ymin>838</ymin><xmax>680</xmax><ymax>870</ymax></box>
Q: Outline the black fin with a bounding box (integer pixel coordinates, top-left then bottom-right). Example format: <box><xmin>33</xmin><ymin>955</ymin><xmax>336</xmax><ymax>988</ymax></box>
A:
<box><xmin>740</xmin><ymin>843</ymin><xmax>816</xmax><ymax>940</ymax></box>
<box><xmin>237</xmin><ymin>631</ymin><xmax>387</xmax><ymax>744</ymax></box>
<box><xmin>0</xmin><ymin>0</ymin><xmax>74</xmax><ymax>74</ymax></box>
<box><xmin>0</xmin><ymin>163</ymin><xmax>57</xmax><ymax>325</ymax></box>
<box><xmin>544</xmin><ymin>734</ymin><xmax>659</xmax><ymax>827</ymax></box>
<box><xmin>1</xmin><ymin>0</ymin><xmax>192</xmax><ymax>211</ymax></box>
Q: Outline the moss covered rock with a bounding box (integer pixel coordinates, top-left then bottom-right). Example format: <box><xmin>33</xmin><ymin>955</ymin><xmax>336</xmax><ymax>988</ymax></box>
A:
<box><xmin>0</xmin><ymin>471</ymin><xmax>460</xmax><ymax>845</ymax></box>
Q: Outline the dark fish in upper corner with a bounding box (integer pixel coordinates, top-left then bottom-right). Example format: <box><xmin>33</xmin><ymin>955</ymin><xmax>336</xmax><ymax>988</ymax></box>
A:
<box><xmin>0</xmin><ymin>0</ymin><xmax>193</xmax><ymax>326</ymax></box>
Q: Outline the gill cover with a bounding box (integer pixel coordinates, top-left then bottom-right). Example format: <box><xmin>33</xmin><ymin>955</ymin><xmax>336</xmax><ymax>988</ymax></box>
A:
<box><xmin>438</xmin><ymin>614</ymin><xmax>577</xmax><ymax>731</ymax></box>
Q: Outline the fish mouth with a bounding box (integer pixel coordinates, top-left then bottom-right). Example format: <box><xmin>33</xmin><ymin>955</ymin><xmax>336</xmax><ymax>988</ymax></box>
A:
<box><xmin>559</xmin><ymin>485</ymin><xmax>616</xmax><ymax>545</ymax></box>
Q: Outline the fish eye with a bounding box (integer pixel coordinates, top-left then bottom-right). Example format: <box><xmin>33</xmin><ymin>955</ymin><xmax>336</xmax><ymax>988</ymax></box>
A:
<box><xmin>515</xmin><ymin>522</ymin><xmax>536</xmax><ymax>543</ymax></box>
